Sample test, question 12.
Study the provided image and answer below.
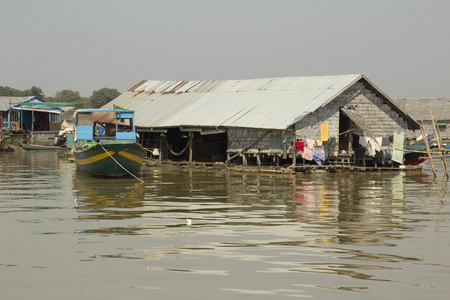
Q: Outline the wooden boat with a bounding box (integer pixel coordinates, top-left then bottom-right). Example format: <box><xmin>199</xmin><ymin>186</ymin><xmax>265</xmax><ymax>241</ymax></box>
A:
<box><xmin>72</xmin><ymin>109</ymin><xmax>145</xmax><ymax>177</ymax></box>
<box><xmin>18</xmin><ymin>141</ymin><xmax>70</xmax><ymax>150</ymax></box>
<box><xmin>403</xmin><ymin>143</ymin><xmax>441</xmax><ymax>165</ymax></box>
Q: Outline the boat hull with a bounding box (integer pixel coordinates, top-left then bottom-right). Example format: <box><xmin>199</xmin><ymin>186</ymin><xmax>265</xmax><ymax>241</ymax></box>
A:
<box><xmin>18</xmin><ymin>141</ymin><xmax>70</xmax><ymax>150</ymax></box>
<box><xmin>403</xmin><ymin>143</ymin><xmax>436</xmax><ymax>166</ymax></box>
<box><xmin>73</xmin><ymin>141</ymin><xmax>145</xmax><ymax>177</ymax></box>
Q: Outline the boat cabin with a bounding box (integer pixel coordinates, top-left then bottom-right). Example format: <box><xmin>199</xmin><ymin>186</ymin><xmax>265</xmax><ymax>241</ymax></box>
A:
<box><xmin>74</xmin><ymin>109</ymin><xmax>138</xmax><ymax>146</ymax></box>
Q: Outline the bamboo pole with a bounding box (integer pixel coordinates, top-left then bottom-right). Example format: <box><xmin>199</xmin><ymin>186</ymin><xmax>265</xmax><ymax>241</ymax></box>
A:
<box><xmin>429</xmin><ymin>110</ymin><xmax>448</xmax><ymax>176</ymax></box>
<box><xmin>420</xmin><ymin>121</ymin><xmax>436</xmax><ymax>176</ymax></box>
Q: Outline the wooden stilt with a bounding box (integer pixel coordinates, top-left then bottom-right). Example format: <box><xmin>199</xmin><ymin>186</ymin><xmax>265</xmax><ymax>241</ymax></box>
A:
<box><xmin>430</xmin><ymin>110</ymin><xmax>448</xmax><ymax>176</ymax></box>
<box><xmin>292</xmin><ymin>135</ymin><xmax>297</xmax><ymax>166</ymax></box>
<box><xmin>420</xmin><ymin>121</ymin><xmax>436</xmax><ymax>176</ymax></box>
<box><xmin>189</xmin><ymin>132</ymin><xmax>193</xmax><ymax>165</ymax></box>
<box><xmin>159</xmin><ymin>135</ymin><xmax>163</xmax><ymax>163</ymax></box>
<box><xmin>242</xmin><ymin>153</ymin><xmax>247</xmax><ymax>166</ymax></box>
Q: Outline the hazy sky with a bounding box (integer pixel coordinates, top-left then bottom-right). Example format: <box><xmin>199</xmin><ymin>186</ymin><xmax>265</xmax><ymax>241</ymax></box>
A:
<box><xmin>1</xmin><ymin>0</ymin><xmax>449</xmax><ymax>99</ymax></box>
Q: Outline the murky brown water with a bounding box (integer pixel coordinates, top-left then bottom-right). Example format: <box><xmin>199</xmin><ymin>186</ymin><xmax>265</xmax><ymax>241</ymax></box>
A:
<box><xmin>1</xmin><ymin>150</ymin><xmax>449</xmax><ymax>299</ymax></box>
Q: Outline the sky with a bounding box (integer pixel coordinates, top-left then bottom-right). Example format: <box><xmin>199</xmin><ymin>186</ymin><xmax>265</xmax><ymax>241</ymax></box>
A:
<box><xmin>1</xmin><ymin>0</ymin><xmax>449</xmax><ymax>99</ymax></box>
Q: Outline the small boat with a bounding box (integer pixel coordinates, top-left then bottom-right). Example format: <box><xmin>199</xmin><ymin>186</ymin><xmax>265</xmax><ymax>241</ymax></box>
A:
<box><xmin>403</xmin><ymin>143</ymin><xmax>441</xmax><ymax>165</ymax></box>
<box><xmin>72</xmin><ymin>108</ymin><xmax>145</xmax><ymax>177</ymax></box>
<box><xmin>18</xmin><ymin>141</ymin><xmax>70</xmax><ymax>150</ymax></box>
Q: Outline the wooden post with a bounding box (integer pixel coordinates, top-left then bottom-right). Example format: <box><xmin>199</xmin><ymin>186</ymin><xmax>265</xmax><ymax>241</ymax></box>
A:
<box><xmin>292</xmin><ymin>135</ymin><xmax>297</xmax><ymax>166</ymax></box>
<box><xmin>159</xmin><ymin>135</ymin><xmax>163</xmax><ymax>163</ymax></box>
<box><xmin>31</xmin><ymin>103</ymin><xmax>34</xmax><ymax>133</ymax></box>
<box><xmin>257</xmin><ymin>153</ymin><xmax>261</xmax><ymax>167</ymax></box>
<box><xmin>189</xmin><ymin>132</ymin><xmax>193</xmax><ymax>165</ymax></box>
<box><xmin>430</xmin><ymin>110</ymin><xmax>448</xmax><ymax>176</ymax></box>
<box><xmin>242</xmin><ymin>153</ymin><xmax>247</xmax><ymax>166</ymax></box>
<box><xmin>420</xmin><ymin>121</ymin><xmax>436</xmax><ymax>176</ymax></box>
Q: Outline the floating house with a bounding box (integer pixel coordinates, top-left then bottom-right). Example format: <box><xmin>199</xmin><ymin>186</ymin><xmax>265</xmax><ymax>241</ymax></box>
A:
<box><xmin>0</xmin><ymin>96</ymin><xmax>25</xmax><ymax>130</ymax></box>
<box><xmin>0</xmin><ymin>96</ymin><xmax>63</xmax><ymax>132</ymax></box>
<box><xmin>0</xmin><ymin>96</ymin><xmax>67</xmax><ymax>145</ymax></box>
<box><xmin>395</xmin><ymin>98</ymin><xmax>450</xmax><ymax>140</ymax></box>
<box><xmin>102</xmin><ymin>74</ymin><xmax>420</xmax><ymax>167</ymax></box>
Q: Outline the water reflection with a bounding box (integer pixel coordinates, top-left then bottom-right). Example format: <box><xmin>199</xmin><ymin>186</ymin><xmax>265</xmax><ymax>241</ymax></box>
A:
<box><xmin>74</xmin><ymin>168</ymin><xmax>444</xmax><ymax>288</ymax></box>
<box><xmin>2</xmin><ymin>150</ymin><xmax>448</xmax><ymax>299</ymax></box>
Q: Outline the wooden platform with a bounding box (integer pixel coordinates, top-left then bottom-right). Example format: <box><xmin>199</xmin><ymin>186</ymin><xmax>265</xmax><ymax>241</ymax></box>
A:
<box><xmin>292</xmin><ymin>164</ymin><xmax>422</xmax><ymax>173</ymax></box>
<box><xmin>142</xmin><ymin>158</ymin><xmax>423</xmax><ymax>174</ymax></box>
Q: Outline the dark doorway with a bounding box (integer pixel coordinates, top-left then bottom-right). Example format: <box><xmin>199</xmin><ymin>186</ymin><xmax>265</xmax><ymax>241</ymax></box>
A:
<box><xmin>339</xmin><ymin>109</ymin><xmax>351</xmax><ymax>152</ymax></box>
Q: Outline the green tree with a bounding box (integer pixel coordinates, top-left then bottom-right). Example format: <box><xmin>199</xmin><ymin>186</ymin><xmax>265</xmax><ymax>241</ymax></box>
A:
<box><xmin>29</xmin><ymin>86</ymin><xmax>45</xmax><ymax>99</ymax></box>
<box><xmin>54</xmin><ymin>89</ymin><xmax>82</xmax><ymax>103</ymax></box>
<box><xmin>89</xmin><ymin>88</ymin><xmax>121</xmax><ymax>108</ymax></box>
<box><xmin>0</xmin><ymin>86</ymin><xmax>44</xmax><ymax>98</ymax></box>
<box><xmin>0</xmin><ymin>86</ymin><xmax>17</xmax><ymax>96</ymax></box>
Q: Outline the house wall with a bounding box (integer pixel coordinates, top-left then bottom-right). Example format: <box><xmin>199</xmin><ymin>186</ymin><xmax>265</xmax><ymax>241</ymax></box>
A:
<box><xmin>30</xmin><ymin>131</ymin><xmax>59</xmax><ymax>145</ymax></box>
<box><xmin>395</xmin><ymin>98</ymin><xmax>450</xmax><ymax>139</ymax></box>
<box><xmin>227</xmin><ymin>127</ymin><xmax>293</xmax><ymax>153</ymax></box>
<box><xmin>295</xmin><ymin>81</ymin><xmax>409</xmax><ymax>140</ymax></box>
<box><xmin>419</xmin><ymin>121</ymin><xmax>450</xmax><ymax>141</ymax></box>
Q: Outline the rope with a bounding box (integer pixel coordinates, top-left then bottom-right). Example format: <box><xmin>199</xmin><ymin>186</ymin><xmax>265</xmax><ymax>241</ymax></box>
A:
<box><xmin>100</xmin><ymin>145</ymin><xmax>144</xmax><ymax>184</ymax></box>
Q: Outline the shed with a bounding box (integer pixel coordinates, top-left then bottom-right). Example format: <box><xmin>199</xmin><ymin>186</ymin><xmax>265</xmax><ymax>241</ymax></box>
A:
<box><xmin>102</xmin><ymin>74</ymin><xmax>420</xmax><ymax>165</ymax></box>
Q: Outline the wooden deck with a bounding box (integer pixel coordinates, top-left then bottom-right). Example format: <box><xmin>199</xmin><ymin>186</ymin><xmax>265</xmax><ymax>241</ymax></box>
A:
<box><xmin>142</xmin><ymin>158</ymin><xmax>423</xmax><ymax>174</ymax></box>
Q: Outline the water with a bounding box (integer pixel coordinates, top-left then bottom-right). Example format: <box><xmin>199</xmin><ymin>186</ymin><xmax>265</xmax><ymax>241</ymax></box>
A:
<box><xmin>0</xmin><ymin>150</ymin><xmax>449</xmax><ymax>299</ymax></box>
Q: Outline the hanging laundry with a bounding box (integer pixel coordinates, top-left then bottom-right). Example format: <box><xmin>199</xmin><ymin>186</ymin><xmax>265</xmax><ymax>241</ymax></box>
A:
<box><xmin>392</xmin><ymin>131</ymin><xmax>404</xmax><ymax>164</ymax></box>
<box><xmin>320</xmin><ymin>123</ymin><xmax>329</xmax><ymax>141</ymax></box>
<box><xmin>359</xmin><ymin>136</ymin><xmax>369</xmax><ymax>147</ymax></box>
<box><xmin>360</xmin><ymin>136</ymin><xmax>381</xmax><ymax>157</ymax></box>
<box><xmin>301</xmin><ymin>139</ymin><xmax>315</xmax><ymax>161</ymax></box>
<box><xmin>323</xmin><ymin>137</ymin><xmax>336</xmax><ymax>159</ymax></box>
<box><xmin>295</xmin><ymin>141</ymin><xmax>304</xmax><ymax>152</ymax></box>
<box><xmin>313</xmin><ymin>150</ymin><xmax>325</xmax><ymax>165</ymax></box>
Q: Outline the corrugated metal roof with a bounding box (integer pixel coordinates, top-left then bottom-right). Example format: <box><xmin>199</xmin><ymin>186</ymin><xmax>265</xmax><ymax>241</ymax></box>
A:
<box><xmin>102</xmin><ymin>74</ymin><xmax>417</xmax><ymax>130</ymax></box>
<box><xmin>0</xmin><ymin>96</ymin><xmax>35</xmax><ymax>111</ymax></box>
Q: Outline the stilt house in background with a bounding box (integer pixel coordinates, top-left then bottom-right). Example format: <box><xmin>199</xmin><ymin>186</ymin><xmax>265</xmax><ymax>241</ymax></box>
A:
<box><xmin>0</xmin><ymin>96</ymin><xmax>63</xmax><ymax>132</ymax></box>
<box><xmin>102</xmin><ymin>74</ymin><xmax>420</xmax><ymax>165</ymax></box>
<box><xmin>395</xmin><ymin>98</ymin><xmax>450</xmax><ymax>140</ymax></box>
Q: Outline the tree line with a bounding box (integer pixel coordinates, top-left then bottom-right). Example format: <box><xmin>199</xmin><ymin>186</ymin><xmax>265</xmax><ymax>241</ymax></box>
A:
<box><xmin>0</xmin><ymin>86</ymin><xmax>121</xmax><ymax>109</ymax></box>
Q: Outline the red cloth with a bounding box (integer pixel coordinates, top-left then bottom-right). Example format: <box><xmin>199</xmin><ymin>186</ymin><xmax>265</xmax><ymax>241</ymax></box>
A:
<box><xmin>295</xmin><ymin>141</ymin><xmax>304</xmax><ymax>152</ymax></box>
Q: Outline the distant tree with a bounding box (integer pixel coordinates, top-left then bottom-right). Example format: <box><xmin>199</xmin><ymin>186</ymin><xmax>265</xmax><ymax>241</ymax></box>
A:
<box><xmin>29</xmin><ymin>86</ymin><xmax>45</xmax><ymax>99</ymax></box>
<box><xmin>0</xmin><ymin>85</ymin><xmax>45</xmax><ymax>98</ymax></box>
<box><xmin>0</xmin><ymin>86</ymin><xmax>18</xmax><ymax>96</ymax></box>
<box><xmin>54</xmin><ymin>89</ymin><xmax>82</xmax><ymax>103</ymax></box>
<box><xmin>89</xmin><ymin>88</ymin><xmax>121</xmax><ymax>108</ymax></box>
